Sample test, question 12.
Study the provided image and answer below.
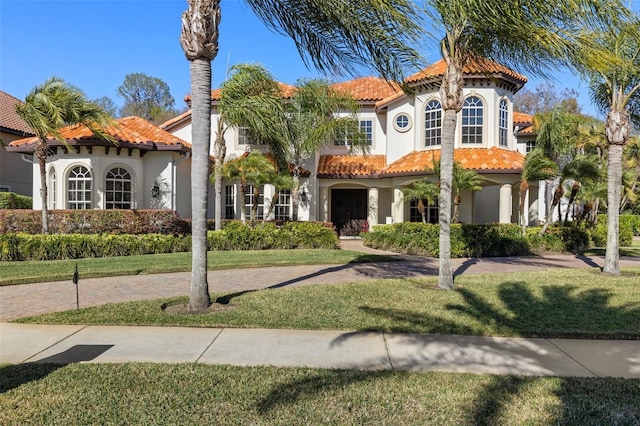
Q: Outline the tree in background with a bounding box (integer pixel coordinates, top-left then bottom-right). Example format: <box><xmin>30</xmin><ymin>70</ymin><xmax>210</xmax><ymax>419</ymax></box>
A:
<box><xmin>513</xmin><ymin>82</ymin><xmax>582</xmax><ymax>115</ymax></box>
<box><xmin>451</xmin><ymin>164</ymin><xmax>485</xmax><ymax>224</ymax></box>
<box><xmin>15</xmin><ymin>77</ymin><xmax>114</xmax><ymax>234</ymax></box>
<box><xmin>92</xmin><ymin>96</ymin><xmax>119</xmax><ymax>117</ymax></box>
<box><xmin>117</xmin><ymin>73</ymin><xmax>178</xmax><ymax>124</ymax></box>
<box><xmin>401</xmin><ymin>180</ymin><xmax>439</xmax><ymax>223</ymax></box>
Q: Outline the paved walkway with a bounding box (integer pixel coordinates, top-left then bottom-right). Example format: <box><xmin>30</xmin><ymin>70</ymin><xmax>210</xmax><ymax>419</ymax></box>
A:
<box><xmin>2</xmin><ymin>240</ymin><xmax>639</xmax><ymax>378</ymax></box>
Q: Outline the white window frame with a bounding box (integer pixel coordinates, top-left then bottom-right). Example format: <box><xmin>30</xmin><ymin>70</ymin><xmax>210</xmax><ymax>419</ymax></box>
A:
<box><xmin>105</xmin><ymin>167</ymin><xmax>133</xmax><ymax>209</ymax></box>
<box><xmin>424</xmin><ymin>100</ymin><xmax>442</xmax><ymax>147</ymax></box>
<box><xmin>461</xmin><ymin>96</ymin><xmax>484</xmax><ymax>145</ymax></box>
<box><xmin>499</xmin><ymin>99</ymin><xmax>509</xmax><ymax>147</ymax></box>
<box><xmin>67</xmin><ymin>165</ymin><xmax>92</xmax><ymax>209</ymax></box>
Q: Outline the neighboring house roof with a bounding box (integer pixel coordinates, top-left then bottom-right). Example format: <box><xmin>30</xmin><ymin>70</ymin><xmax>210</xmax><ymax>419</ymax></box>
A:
<box><xmin>183</xmin><ymin>82</ymin><xmax>298</xmax><ymax>104</ymax></box>
<box><xmin>317</xmin><ymin>155</ymin><xmax>387</xmax><ymax>178</ymax></box>
<box><xmin>159</xmin><ymin>109</ymin><xmax>192</xmax><ymax>131</ymax></box>
<box><xmin>7</xmin><ymin>116</ymin><xmax>191</xmax><ymax>153</ymax></box>
<box><xmin>382</xmin><ymin>148</ymin><xmax>525</xmax><ymax>177</ymax></box>
<box><xmin>0</xmin><ymin>90</ymin><xmax>34</xmax><ymax>136</ymax></box>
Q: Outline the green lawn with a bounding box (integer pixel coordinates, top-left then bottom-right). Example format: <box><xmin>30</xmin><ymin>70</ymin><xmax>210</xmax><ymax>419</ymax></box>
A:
<box><xmin>17</xmin><ymin>267</ymin><xmax>640</xmax><ymax>340</ymax></box>
<box><xmin>2</xmin><ymin>363</ymin><xmax>639</xmax><ymax>425</ymax></box>
<box><xmin>582</xmin><ymin>238</ymin><xmax>640</xmax><ymax>257</ymax></box>
<box><xmin>0</xmin><ymin>249</ymin><xmax>397</xmax><ymax>286</ymax></box>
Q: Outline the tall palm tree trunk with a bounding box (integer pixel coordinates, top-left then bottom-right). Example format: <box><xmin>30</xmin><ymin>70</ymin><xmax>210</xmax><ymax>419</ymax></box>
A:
<box><xmin>291</xmin><ymin>170</ymin><xmax>301</xmax><ymax>222</ymax></box>
<box><xmin>519</xmin><ymin>180</ymin><xmax>529</xmax><ymax>234</ymax></box>
<box><xmin>36</xmin><ymin>140</ymin><xmax>49</xmax><ymax>234</ymax></box>
<box><xmin>438</xmin><ymin>108</ymin><xmax>456</xmax><ymax>290</ymax></box>
<box><xmin>189</xmin><ymin>57</ymin><xmax>213</xmax><ymax>310</ymax></box>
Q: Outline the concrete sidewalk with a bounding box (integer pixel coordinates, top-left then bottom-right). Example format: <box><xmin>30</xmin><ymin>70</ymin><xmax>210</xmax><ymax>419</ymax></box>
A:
<box><xmin>2</xmin><ymin>322</ymin><xmax>639</xmax><ymax>378</ymax></box>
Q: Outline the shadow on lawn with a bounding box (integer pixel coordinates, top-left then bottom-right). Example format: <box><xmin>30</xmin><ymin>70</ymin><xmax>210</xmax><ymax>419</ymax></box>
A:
<box><xmin>1</xmin><ymin>345</ymin><xmax>113</xmax><ymax>394</ymax></box>
<box><xmin>256</xmin><ymin>279</ymin><xmax>640</xmax><ymax>423</ymax></box>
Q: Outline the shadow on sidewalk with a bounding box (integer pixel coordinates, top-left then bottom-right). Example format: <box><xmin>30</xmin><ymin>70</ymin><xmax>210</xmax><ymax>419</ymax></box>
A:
<box><xmin>1</xmin><ymin>344</ymin><xmax>113</xmax><ymax>394</ymax></box>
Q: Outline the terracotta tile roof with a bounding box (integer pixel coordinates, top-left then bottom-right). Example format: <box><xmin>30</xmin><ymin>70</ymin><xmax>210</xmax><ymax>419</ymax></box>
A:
<box><xmin>331</xmin><ymin>77</ymin><xmax>402</xmax><ymax>102</ymax></box>
<box><xmin>7</xmin><ymin>116</ymin><xmax>190</xmax><ymax>152</ymax></box>
<box><xmin>405</xmin><ymin>57</ymin><xmax>528</xmax><ymax>85</ymax></box>
<box><xmin>159</xmin><ymin>109</ymin><xmax>192</xmax><ymax>130</ymax></box>
<box><xmin>0</xmin><ymin>90</ymin><xmax>34</xmax><ymax>135</ymax></box>
<box><xmin>317</xmin><ymin>154</ymin><xmax>387</xmax><ymax>178</ymax></box>
<box><xmin>513</xmin><ymin>111</ymin><xmax>535</xmax><ymax>135</ymax></box>
<box><xmin>184</xmin><ymin>82</ymin><xmax>298</xmax><ymax>103</ymax></box>
<box><xmin>382</xmin><ymin>148</ymin><xmax>524</xmax><ymax>176</ymax></box>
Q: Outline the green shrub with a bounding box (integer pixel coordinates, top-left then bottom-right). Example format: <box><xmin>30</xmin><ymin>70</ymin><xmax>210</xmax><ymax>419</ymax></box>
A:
<box><xmin>0</xmin><ymin>192</ymin><xmax>32</xmax><ymax>209</ymax></box>
<box><xmin>0</xmin><ymin>209</ymin><xmax>188</xmax><ymax>235</ymax></box>
<box><xmin>595</xmin><ymin>215</ymin><xmax>635</xmax><ymax>246</ymax></box>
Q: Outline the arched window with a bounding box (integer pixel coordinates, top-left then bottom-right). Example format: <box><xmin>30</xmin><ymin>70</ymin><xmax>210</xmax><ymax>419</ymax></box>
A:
<box><xmin>424</xmin><ymin>100</ymin><xmax>442</xmax><ymax>147</ymax></box>
<box><xmin>67</xmin><ymin>166</ymin><xmax>92</xmax><ymax>209</ymax></box>
<box><xmin>49</xmin><ymin>167</ymin><xmax>56</xmax><ymax>209</ymax></box>
<box><xmin>105</xmin><ymin>167</ymin><xmax>133</xmax><ymax>209</ymax></box>
<box><xmin>462</xmin><ymin>96</ymin><xmax>483</xmax><ymax>144</ymax></box>
<box><xmin>499</xmin><ymin>99</ymin><xmax>509</xmax><ymax>147</ymax></box>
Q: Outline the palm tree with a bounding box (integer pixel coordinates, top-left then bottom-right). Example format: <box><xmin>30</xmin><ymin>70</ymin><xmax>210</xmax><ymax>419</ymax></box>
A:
<box><xmin>402</xmin><ymin>180</ymin><xmax>439</xmax><ymax>223</ymax></box>
<box><xmin>539</xmin><ymin>155</ymin><xmax>602</xmax><ymax>234</ymax></box>
<box><xmin>15</xmin><ymin>77</ymin><xmax>114</xmax><ymax>234</ymax></box>
<box><xmin>222</xmin><ymin>151</ymin><xmax>276</xmax><ymax>225</ymax></box>
<box><xmin>263</xmin><ymin>170</ymin><xmax>296</xmax><ymax>221</ymax></box>
<box><xmin>275</xmin><ymin>79</ymin><xmax>369</xmax><ymax>221</ymax></box>
<box><xmin>421</xmin><ymin>0</ymin><xmax>627</xmax><ymax>289</ymax></box>
<box><xmin>179</xmin><ymin>0</ymin><xmax>421</xmax><ymax>311</ymax></box>
<box><xmin>518</xmin><ymin>149</ymin><xmax>559</xmax><ymax>233</ymax></box>
<box><xmin>213</xmin><ymin>64</ymin><xmax>283</xmax><ymax>230</ymax></box>
<box><xmin>585</xmin><ymin>20</ymin><xmax>640</xmax><ymax>275</ymax></box>
<box><xmin>451</xmin><ymin>164</ymin><xmax>485</xmax><ymax>224</ymax></box>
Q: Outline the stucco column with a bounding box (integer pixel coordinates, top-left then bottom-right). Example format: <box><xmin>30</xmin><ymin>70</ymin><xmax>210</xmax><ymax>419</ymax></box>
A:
<box><xmin>368</xmin><ymin>187</ymin><xmax>379</xmax><ymax>226</ymax></box>
<box><xmin>392</xmin><ymin>185</ymin><xmax>404</xmax><ymax>223</ymax></box>
<box><xmin>320</xmin><ymin>187</ymin><xmax>329</xmax><ymax>222</ymax></box>
<box><xmin>499</xmin><ymin>183</ymin><xmax>513</xmax><ymax>223</ymax></box>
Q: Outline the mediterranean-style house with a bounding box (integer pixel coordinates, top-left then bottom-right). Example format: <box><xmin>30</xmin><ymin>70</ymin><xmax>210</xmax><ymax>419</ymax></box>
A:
<box><xmin>0</xmin><ymin>91</ymin><xmax>35</xmax><ymax>196</ymax></box>
<box><xmin>8</xmin><ymin>57</ymin><xmax>544</xmax><ymax>234</ymax></box>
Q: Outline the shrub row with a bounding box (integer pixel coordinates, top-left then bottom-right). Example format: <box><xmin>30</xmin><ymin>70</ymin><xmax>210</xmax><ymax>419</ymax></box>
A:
<box><xmin>597</xmin><ymin>214</ymin><xmax>640</xmax><ymax>237</ymax></box>
<box><xmin>363</xmin><ymin>222</ymin><xmax>632</xmax><ymax>258</ymax></box>
<box><xmin>0</xmin><ymin>209</ymin><xmax>188</xmax><ymax>235</ymax></box>
<box><xmin>0</xmin><ymin>192</ymin><xmax>32</xmax><ymax>209</ymax></box>
<box><xmin>0</xmin><ymin>222</ymin><xmax>338</xmax><ymax>261</ymax></box>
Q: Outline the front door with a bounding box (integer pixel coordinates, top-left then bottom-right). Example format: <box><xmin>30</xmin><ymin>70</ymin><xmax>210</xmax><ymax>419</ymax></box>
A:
<box><xmin>331</xmin><ymin>188</ymin><xmax>367</xmax><ymax>236</ymax></box>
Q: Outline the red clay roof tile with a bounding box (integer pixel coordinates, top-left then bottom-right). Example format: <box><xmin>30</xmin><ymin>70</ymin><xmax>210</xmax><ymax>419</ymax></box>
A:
<box><xmin>8</xmin><ymin>116</ymin><xmax>190</xmax><ymax>152</ymax></box>
<box><xmin>382</xmin><ymin>148</ymin><xmax>524</xmax><ymax>176</ymax></box>
<box><xmin>0</xmin><ymin>91</ymin><xmax>34</xmax><ymax>135</ymax></box>
<box><xmin>331</xmin><ymin>77</ymin><xmax>402</xmax><ymax>102</ymax></box>
<box><xmin>405</xmin><ymin>57</ymin><xmax>528</xmax><ymax>85</ymax></box>
<box><xmin>317</xmin><ymin>154</ymin><xmax>387</xmax><ymax>177</ymax></box>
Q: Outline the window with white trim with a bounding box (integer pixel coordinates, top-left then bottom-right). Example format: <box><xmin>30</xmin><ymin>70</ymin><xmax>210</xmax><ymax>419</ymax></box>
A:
<box><xmin>275</xmin><ymin>189</ymin><xmax>291</xmax><ymax>221</ymax></box>
<box><xmin>334</xmin><ymin>120</ymin><xmax>373</xmax><ymax>146</ymax></box>
<box><xmin>224</xmin><ymin>185</ymin><xmax>235</xmax><ymax>219</ymax></box>
<box><xmin>67</xmin><ymin>166</ymin><xmax>92</xmax><ymax>209</ymax></box>
<box><xmin>525</xmin><ymin>141</ymin><xmax>536</xmax><ymax>153</ymax></box>
<box><xmin>425</xmin><ymin>100</ymin><xmax>442</xmax><ymax>147</ymax></box>
<box><xmin>244</xmin><ymin>184</ymin><xmax>264</xmax><ymax>220</ymax></box>
<box><xmin>409</xmin><ymin>199</ymin><xmax>439</xmax><ymax>223</ymax></box>
<box><xmin>462</xmin><ymin>96</ymin><xmax>483</xmax><ymax>144</ymax></box>
<box><xmin>499</xmin><ymin>99</ymin><xmax>509</xmax><ymax>147</ymax></box>
<box><xmin>49</xmin><ymin>167</ymin><xmax>56</xmax><ymax>209</ymax></box>
<box><xmin>105</xmin><ymin>167</ymin><xmax>132</xmax><ymax>209</ymax></box>
<box><xmin>238</xmin><ymin>127</ymin><xmax>252</xmax><ymax>145</ymax></box>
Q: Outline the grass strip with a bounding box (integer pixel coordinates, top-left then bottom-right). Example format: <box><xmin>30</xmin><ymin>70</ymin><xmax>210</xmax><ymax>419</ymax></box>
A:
<box><xmin>0</xmin><ymin>249</ymin><xmax>398</xmax><ymax>286</ymax></box>
<box><xmin>1</xmin><ymin>363</ymin><xmax>639</xmax><ymax>425</ymax></box>
<box><xmin>18</xmin><ymin>267</ymin><xmax>640</xmax><ymax>339</ymax></box>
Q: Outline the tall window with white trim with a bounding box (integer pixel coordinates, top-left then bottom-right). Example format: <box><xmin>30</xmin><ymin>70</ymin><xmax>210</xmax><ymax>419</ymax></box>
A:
<box><xmin>425</xmin><ymin>100</ymin><xmax>442</xmax><ymax>147</ymax></box>
<box><xmin>461</xmin><ymin>96</ymin><xmax>483</xmax><ymax>144</ymax></box>
<box><xmin>275</xmin><ymin>189</ymin><xmax>291</xmax><ymax>220</ymax></box>
<box><xmin>224</xmin><ymin>185</ymin><xmax>235</xmax><ymax>219</ymax></box>
<box><xmin>105</xmin><ymin>167</ymin><xmax>132</xmax><ymax>209</ymax></box>
<box><xmin>67</xmin><ymin>166</ymin><xmax>92</xmax><ymax>209</ymax></box>
<box><xmin>49</xmin><ymin>167</ymin><xmax>56</xmax><ymax>209</ymax></box>
<box><xmin>244</xmin><ymin>184</ymin><xmax>264</xmax><ymax>220</ymax></box>
<box><xmin>499</xmin><ymin>99</ymin><xmax>509</xmax><ymax>147</ymax></box>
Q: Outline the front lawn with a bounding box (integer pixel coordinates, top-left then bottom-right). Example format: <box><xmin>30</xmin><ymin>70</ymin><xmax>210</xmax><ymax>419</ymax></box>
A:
<box><xmin>17</xmin><ymin>268</ymin><xmax>640</xmax><ymax>340</ymax></box>
<box><xmin>1</xmin><ymin>363</ymin><xmax>639</xmax><ymax>425</ymax></box>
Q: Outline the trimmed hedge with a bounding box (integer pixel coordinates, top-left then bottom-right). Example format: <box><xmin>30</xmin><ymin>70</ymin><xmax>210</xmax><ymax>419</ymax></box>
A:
<box><xmin>0</xmin><ymin>222</ymin><xmax>338</xmax><ymax>261</ymax></box>
<box><xmin>596</xmin><ymin>214</ymin><xmax>640</xmax><ymax>237</ymax></box>
<box><xmin>0</xmin><ymin>209</ymin><xmax>188</xmax><ymax>235</ymax></box>
<box><xmin>363</xmin><ymin>221</ymin><xmax>628</xmax><ymax>258</ymax></box>
<box><xmin>0</xmin><ymin>192</ymin><xmax>32</xmax><ymax>209</ymax></box>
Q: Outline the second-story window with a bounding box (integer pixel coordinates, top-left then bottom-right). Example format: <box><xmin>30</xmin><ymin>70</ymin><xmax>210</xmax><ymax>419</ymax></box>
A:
<box><xmin>334</xmin><ymin>120</ymin><xmax>373</xmax><ymax>146</ymax></box>
<box><xmin>462</xmin><ymin>96</ymin><xmax>483</xmax><ymax>144</ymax></box>
<box><xmin>499</xmin><ymin>99</ymin><xmax>509</xmax><ymax>147</ymax></box>
<box><xmin>425</xmin><ymin>100</ymin><xmax>442</xmax><ymax>147</ymax></box>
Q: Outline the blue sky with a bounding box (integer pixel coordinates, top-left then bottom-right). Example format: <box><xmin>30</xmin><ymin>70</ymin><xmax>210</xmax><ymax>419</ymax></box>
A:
<box><xmin>2</xmin><ymin>0</ymin><xmax>639</xmax><ymax>117</ymax></box>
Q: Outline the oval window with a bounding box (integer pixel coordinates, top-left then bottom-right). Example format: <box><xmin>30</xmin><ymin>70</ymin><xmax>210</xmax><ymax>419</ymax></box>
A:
<box><xmin>393</xmin><ymin>113</ymin><xmax>412</xmax><ymax>132</ymax></box>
